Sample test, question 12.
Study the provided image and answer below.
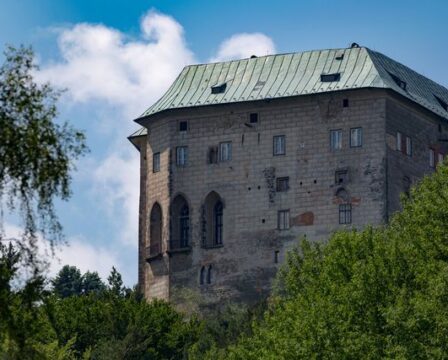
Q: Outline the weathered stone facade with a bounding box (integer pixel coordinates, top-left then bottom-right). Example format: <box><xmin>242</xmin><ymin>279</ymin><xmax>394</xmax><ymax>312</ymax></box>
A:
<box><xmin>129</xmin><ymin>46</ymin><xmax>448</xmax><ymax>305</ymax></box>
<box><xmin>130</xmin><ymin>88</ymin><xmax>446</xmax><ymax>305</ymax></box>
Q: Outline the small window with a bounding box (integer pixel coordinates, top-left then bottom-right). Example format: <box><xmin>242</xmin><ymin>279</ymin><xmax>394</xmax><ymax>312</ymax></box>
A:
<box><xmin>350</xmin><ymin>128</ymin><xmax>362</xmax><ymax>148</ymax></box>
<box><xmin>339</xmin><ymin>204</ymin><xmax>352</xmax><ymax>224</ymax></box>
<box><xmin>211</xmin><ymin>83</ymin><xmax>227</xmax><ymax>94</ymax></box>
<box><xmin>274</xmin><ymin>250</ymin><xmax>280</xmax><ymax>263</ymax></box>
<box><xmin>153</xmin><ymin>152</ymin><xmax>160</xmax><ymax>173</ymax></box>
<box><xmin>176</xmin><ymin>146</ymin><xmax>188</xmax><ymax>166</ymax></box>
<box><xmin>320</xmin><ymin>73</ymin><xmax>341</xmax><ymax>82</ymax></box>
<box><xmin>179</xmin><ymin>121</ymin><xmax>188</xmax><ymax>132</ymax></box>
<box><xmin>330</xmin><ymin>129</ymin><xmax>342</xmax><ymax>150</ymax></box>
<box><xmin>273</xmin><ymin>135</ymin><xmax>286</xmax><ymax>156</ymax></box>
<box><xmin>335</xmin><ymin>169</ymin><xmax>349</xmax><ymax>185</ymax></box>
<box><xmin>396</xmin><ymin>132</ymin><xmax>402</xmax><ymax>152</ymax></box>
<box><xmin>343</xmin><ymin>99</ymin><xmax>349</xmax><ymax>108</ymax></box>
<box><xmin>429</xmin><ymin>148</ymin><xmax>435</xmax><ymax>168</ymax></box>
<box><xmin>388</xmin><ymin>72</ymin><xmax>407</xmax><ymax>91</ymax></box>
<box><xmin>276</xmin><ymin>177</ymin><xmax>289</xmax><ymax>192</ymax></box>
<box><xmin>219</xmin><ymin>142</ymin><xmax>232</xmax><ymax>162</ymax></box>
<box><xmin>200</xmin><ymin>266</ymin><xmax>205</xmax><ymax>285</ymax></box>
<box><xmin>207</xmin><ymin>265</ymin><xmax>212</xmax><ymax>284</ymax></box>
<box><xmin>405</xmin><ymin>136</ymin><xmax>412</xmax><ymax>157</ymax></box>
<box><xmin>249</xmin><ymin>113</ymin><xmax>258</xmax><ymax>124</ymax></box>
<box><xmin>208</xmin><ymin>146</ymin><xmax>218</xmax><ymax>164</ymax></box>
<box><xmin>277</xmin><ymin>210</ymin><xmax>290</xmax><ymax>230</ymax></box>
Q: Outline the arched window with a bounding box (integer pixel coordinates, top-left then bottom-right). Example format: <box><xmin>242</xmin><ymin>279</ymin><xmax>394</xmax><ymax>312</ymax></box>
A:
<box><xmin>170</xmin><ymin>195</ymin><xmax>190</xmax><ymax>249</ymax></box>
<box><xmin>149</xmin><ymin>203</ymin><xmax>162</xmax><ymax>256</ymax></box>
<box><xmin>200</xmin><ymin>266</ymin><xmax>205</xmax><ymax>285</ymax></box>
<box><xmin>203</xmin><ymin>192</ymin><xmax>224</xmax><ymax>248</ymax></box>
<box><xmin>214</xmin><ymin>202</ymin><xmax>223</xmax><ymax>245</ymax></box>
<box><xmin>207</xmin><ymin>265</ymin><xmax>212</xmax><ymax>284</ymax></box>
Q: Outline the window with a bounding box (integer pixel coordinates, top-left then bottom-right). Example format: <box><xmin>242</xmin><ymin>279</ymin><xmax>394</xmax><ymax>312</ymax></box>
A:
<box><xmin>208</xmin><ymin>146</ymin><xmax>218</xmax><ymax>164</ymax></box>
<box><xmin>249</xmin><ymin>113</ymin><xmax>258</xmax><ymax>124</ymax></box>
<box><xmin>149</xmin><ymin>203</ymin><xmax>162</xmax><ymax>256</ymax></box>
<box><xmin>179</xmin><ymin>121</ymin><xmax>188</xmax><ymax>132</ymax></box>
<box><xmin>276</xmin><ymin>177</ymin><xmax>289</xmax><ymax>192</ymax></box>
<box><xmin>179</xmin><ymin>205</ymin><xmax>189</xmax><ymax>247</ymax></box>
<box><xmin>339</xmin><ymin>204</ymin><xmax>352</xmax><ymax>224</ymax></box>
<box><xmin>206</xmin><ymin>265</ymin><xmax>212</xmax><ymax>284</ymax></box>
<box><xmin>277</xmin><ymin>210</ymin><xmax>290</xmax><ymax>230</ymax></box>
<box><xmin>335</xmin><ymin>169</ymin><xmax>349</xmax><ymax>185</ymax></box>
<box><xmin>396</xmin><ymin>132</ymin><xmax>402</xmax><ymax>152</ymax></box>
<box><xmin>211</xmin><ymin>82</ymin><xmax>227</xmax><ymax>94</ymax></box>
<box><xmin>200</xmin><ymin>266</ymin><xmax>205</xmax><ymax>285</ymax></box>
<box><xmin>405</xmin><ymin>136</ymin><xmax>412</xmax><ymax>156</ymax></box>
<box><xmin>320</xmin><ymin>73</ymin><xmax>341</xmax><ymax>82</ymax></box>
<box><xmin>429</xmin><ymin>148</ymin><xmax>435</xmax><ymax>168</ymax></box>
<box><xmin>219</xmin><ymin>142</ymin><xmax>232</xmax><ymax>162</ymax></box>
<box><xmin>438</xmin><ymin>153</ymin><xmax>444</xmax><ymax>165</ymax></box>
<box><xmin>330</xmin><ymin>130</ymin><xmax>342</xmax><ymax>150</ymax></box>
<box><xmin>274</xmin><ymin>250</ymin><xmax>279</xmax><ymax>264</ymax></box>
<box><xmin>350</xmin><ymin>128</ymin><xmax>362</xmax><ymax>148</ymax></box>
<box><xmin>153</xmin><ymin>152</ymin><xmax>160</xmax><ymax>173</ymax></box>
<box><xmin>273</xmin><ymin>135</ymin><xmax>286</xmax><ymax>156</ymax></box>
<box><xmin>176</xmin><ymin>146</ymin><xmax>188</xmax><ymax>166</ymax></box>
<box><xmin>214</xmin><ymin>202</ymin><xmax>223</xmax><ymax>245</ymax></box>
<box><xmin>343</xmin><ymin>99</ymin><xmax>349</xmax><ymax>108</ymax></box>
<box><xmin>171</xmin><ymin>195</ymin><xmax>190</xmax><ymax>249</ymax></box>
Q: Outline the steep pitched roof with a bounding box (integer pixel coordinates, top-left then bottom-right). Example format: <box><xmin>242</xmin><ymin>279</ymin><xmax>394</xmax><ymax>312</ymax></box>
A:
<box><xmin>134</xmin><ymin>46</ymin><xmax>448</xmax><ymax>125</ymax></box>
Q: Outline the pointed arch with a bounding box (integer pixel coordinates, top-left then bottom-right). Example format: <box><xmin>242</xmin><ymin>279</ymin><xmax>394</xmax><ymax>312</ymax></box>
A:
<box><xmin>170</xmin><ymin>194</ymin><xmax>190</xmax><ymax>249</ymax></box>
<box><xmin>149</xmin><ymin>202</ymin><xmax>163</xmax><ymax>255</ymax></box>
<box><xmin>202</xmin><ymin>191</ymin><xmax>224</xmax><ymax>247</ymax></box>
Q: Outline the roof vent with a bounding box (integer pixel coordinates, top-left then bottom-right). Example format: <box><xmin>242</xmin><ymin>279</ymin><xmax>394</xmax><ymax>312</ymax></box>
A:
<box><xmin>351</xmin><ymin>42</ymin><xmax>360</xmax><ymax>48</ymax></box>
<box><xmin>335</xmin><ymin>52</ymin><xmax>344</xmax><ymax>60</ymax></box>
<box><xmin>211</xmin><ymin>82</ymin><xmax>227</xmax><ymax>94</ymax></box>
<box><xmin>320</xmin><ymin>73</ymin><xmax>341</xmax><ymax>82</ymax></box>
<box><xmin>387</xmin><ymin>72</ymin><xmax>407</xmax><ymax>91</ymax></box>
<box><xmin>250</xmin><ymin>55</ymin><xmax>257</xmax><ymax>59</ymax></box>
<box><xmin>435</xmin><ymin>95</ymin><xmax>448</xmax><ymax>111</ymax></box>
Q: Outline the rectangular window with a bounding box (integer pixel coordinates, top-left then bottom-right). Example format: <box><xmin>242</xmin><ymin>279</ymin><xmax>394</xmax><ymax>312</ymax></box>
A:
<box><xmin>249</xmin><ymin>113</ymin><xmax>258</xmax><ymax>124</ymax></box>
<box><xmin>429</xmin><ymin>148</ymin><xmax>435</xmax><ymax>168</ymax></box>
<box><xmin>335</xmin><ymin>169</ymin><xmax>349</xmax><ymax>185</ymax></box>
<box><xmin>273</xmin><ymin>135</ymin><xmax>286</xmax><ymax>156</ymax></box>
<box><xmin>176</xmin><ymin>146</ymin><xmax>188</xmax><ymax>166</ymax></box>
<box><xmin>406</xmin><ymin>136</ymin><xmax>412</xmax><ymax>156</ymax></box>
<box><xmin>219</xmin><ymin>142</ymin><xmax>232</xmax><ymax>162</ymax></box>
<box><xmin>179</xmin><ymin>121</ymin><xmax>188</xmax><ymax>132</ymax></box>
<box><xmin>396</xmin><ymin>132</ymin><xmax>402</xmax><ymax>152</ymax></box>
<box><xmin>276</xmin><ymin>177</ymin><xmax>289</xmax><ymax>192</ymax></box>
<box><xmin>277</xmin><ymin>210</ymin><xmax>290</xmax><ymax>230</ymax></box>
<box><xmin>330</xmin><ymin>129</ymin><xmax>342</xmax><ymax>150</ymax></box>
<box><xmin>208</xmin><ymin>146</ymin><xmax>218</xmax><ymax>164</ymax></box>
<box><xmin>339</xmin><ymin>204</ymin><xmax>352</xmax><ymax>224</ymax></box>
<box><xmin>153</xmin><ymin>152</ymin><xmax>160</xmax><ymax>173</ymax></box>
<box><xmin>350</xmin><ymin>127</ymin><xmax>362</xmax><ymax>148</ymax></box>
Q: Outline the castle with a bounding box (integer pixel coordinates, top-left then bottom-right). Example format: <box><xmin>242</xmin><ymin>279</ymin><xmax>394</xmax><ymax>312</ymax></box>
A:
<box><xmin>129</xmin><ymin>44</ymin><xmax>448</xmax><ymax>304</ymax></box>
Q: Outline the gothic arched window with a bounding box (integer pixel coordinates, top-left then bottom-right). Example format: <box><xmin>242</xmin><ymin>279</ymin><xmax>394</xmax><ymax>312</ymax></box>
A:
<box><xmin>149</xmin><ymin>203</ymin><xmax>162</xmax><ymax>256</ymax></box>
<box><xmin>214</xmin><ymin>202</ymin><xmax>223</xmax><ymax>245</ymax></box>
<box><xmin>170</xmin><ymin>195</ymin><xmax>190</xmax><ymax>250</ymax></box>
<box><xmin>202</xmin><ymin>192</ymin><xmax>224</xmax><ymax>248</ymax></box>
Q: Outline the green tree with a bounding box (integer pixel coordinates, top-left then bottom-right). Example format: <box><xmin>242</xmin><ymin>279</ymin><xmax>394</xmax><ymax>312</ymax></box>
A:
<box><xmin>82</xmin><ymin>271</ymin><xmax>106</xmax><ymax>295</ymax></box>
<box><xmin>52</xmin><ymin>265</ymin><xmax>83</xmax><ymax>298</ymax></box>
<box><xmin>216</xmin><ymin>162</ymin><xmax>448</xmax><ymax>359</ymax></box>
<box><xmin>107</xmin><ymin>266</ymin><xmax>127</xmax><ymax>298</ymax></box>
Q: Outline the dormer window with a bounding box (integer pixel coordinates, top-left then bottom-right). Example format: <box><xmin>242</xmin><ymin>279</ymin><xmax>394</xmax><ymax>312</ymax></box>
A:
<box><xmin>211</xmin><ymin>82</ymin><xmax>227</xmax><ymax>94</ymax></box>
<box><xmin>434</xmin><ymin>95</ymin><xmax>448</xmax><ymax>111</ymax></box>
<box><xmin>320</xmin><ymin>73</ymin><xmax>341</xmax><ymax>82</ymax></box>
<box><xmin>388</xmin><ymin>72</ymin><xmax>407</xmax><ymax>91</ymax></box>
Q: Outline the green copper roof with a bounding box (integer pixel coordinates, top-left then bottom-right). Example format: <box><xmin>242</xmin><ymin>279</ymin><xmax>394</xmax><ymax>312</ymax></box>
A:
<box><xmin>136</xmin><ymin>46</ymin><xmax>448</xmax><ymax>123</ymax></box>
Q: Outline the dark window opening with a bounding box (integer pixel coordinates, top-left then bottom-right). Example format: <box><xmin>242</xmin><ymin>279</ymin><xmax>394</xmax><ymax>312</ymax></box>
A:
<box><xmin>207</xmin><ymin>265</ymin><xmax>212</xmax><ymax>284</ymax></box>
<box><xmin>153</xmin><ymin>152</ymin><xmax>160</xmax><ymax>173</ymax></box>
<box><xmin>149</xmin><ymin>203</ymin><xmax>162</xmax><ymax>257</ymax></box>
<box><xmin>170</xmin><ymin>195</ymin><xmax>190</xmax><ymax>250</ymax></box>
<box><xmin>276</xmin><ymin>177</ymin><xmax>289</xmax><ymax>192</ymax></box>
<box><xmin>203</xmin><ymin>192</ymin><xmax>224</xmax><ymax>248</ymax></box>
<box><xmin>335</xmin><ymin>169</ymin><xmax>349</xmax><ymax>185</ymax></box>
<box><xmin>343</xmin><ymin>99</ymin><xmax>349</xmax><ymax>107</ymax></box>
<box><xmin>200</xmin><ymin>266</ymin><xmax>205</xmax><ymax>285</ymax></box>
<box><xmin>388</xmin><ymin>72</ymin><xmax>407</xmax><ymax>91</ymax></box>
<box><xmin>320</xmin><ymin>73</ymin><xmax>341</xmax><ymax>82</ymax></box>
<box><xmin>179</xmin><ymin>205</ymin><xmax>189</xmax><ymax>247</ymax></box>
<box><xmin>435</xmin><ymin>95</ymin><xmax>448</xmax><ymax>111</ymax></box>
<box><xmin>179</xmin><ymin>121</ymin><xmax>188</xmax><ymax>132</ymax></box>
<box><xmin>249</xmin><ymin>113</ymin><xmax>258</xmax><ymax>123</ymax></box>
<box><xmin>211</xmin><ymin>82</ymin><xmax>227</xmax><ymax>94</ymax></box>
<box><xmin>339</xmin><ymin>204</ymin><xmax>352</xmax><ymax>224</ymax></box>
<box><xmin>274</xmin><ymin>250</ymin><xmax>279</xmax><ymax>263</ymax></box>
<box><xmin>208</xmin><ymin>146</ymin><xmax>218</xmax><ymax>164</ymax></box>
<box><xmin>214</xmin><ymin>202</ymin><xmax>223</xmax><ymax>245</ymax></box>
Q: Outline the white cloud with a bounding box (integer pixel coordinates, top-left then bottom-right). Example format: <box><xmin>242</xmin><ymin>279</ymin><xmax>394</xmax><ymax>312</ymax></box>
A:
<box><xmin>210</xmin><ymin>33</ymin><xmax>276</xmax><ymax>62</ymax></box>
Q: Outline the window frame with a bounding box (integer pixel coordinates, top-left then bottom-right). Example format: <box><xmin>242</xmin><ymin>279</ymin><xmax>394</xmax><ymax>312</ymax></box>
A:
<box><xmin>350</xmin><ymin>127</ymin><xmax>363</xmax><ymax>148</ymax></box>
<box><xmin>405</xmin><ymin>136</ymin><xmax>412</xmax><ymax>157</ymax></box>
<box><xmin>219</xmin><ymin>141</ymin><xmax>232</xmax><ymax>162</ymax></box>
<box><xmin>273</xmin><ymin>135</ymin><xmax>286</xmax><ymax>156</ymax></box>
<box><xmin>339</xmin><ymin>204</ymin><xmax>352</xmax><ymax>224</ymax></box>
<box><xmin>277</xmin><ymin>209</ymin><xmax>290</xmax><ymax>230</ymax></box>
<box><xmin>330</xmin><ymin>129</ymin><xmax>343</xmax><ymax>150</ymax></box>
<box><xmin>179</xmin><ymin>120</ymin><xmax>188</xmax><ymax>133</ymax></box>
<box><xmin>396</xmin><ymin>132</ymin><xmax>402</xmax><ymax>152</ymax></box>
<box><xmin>176</xmin><ymin>146</ymin><xmax>188</xmax><ymax>167</ymax></box>
<box><xmin>276</xmin><ymin>177</ymin><xmax>290</xmax><ymax>192</ymax></box>
<box><xmin>153</xmin><ymin>152</ymin><xmax>160</xmax><ymax>173</ymax></box>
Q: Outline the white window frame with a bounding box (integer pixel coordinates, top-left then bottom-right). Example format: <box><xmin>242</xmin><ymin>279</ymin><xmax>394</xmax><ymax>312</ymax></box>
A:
<box><xmin>277</xmin><ymin>209</ymin><xmax>290</xmax><ymax>230</ymax></box>
<box><xmin>273</xmin><ymin>135</ymin><xmax>286</xmax><ymax>156</ymax></box>
<box><xmin>330</xmin><ymin>129</ymin><xmax>342</xmax><ymax>150</ymax></box>
<box><xmin>350</xmin><ymin>127</ymin><xmax>362</xmax><ymax>148</ymax></box>
<box><xmin>219</xmin><ymin>142</ymin><xmax>232</xmax><ymax>162</ymax></box>
<box><xmin>176</xmin><ymin>146</ymin><xmax>188</xmax><ymax>166</ymax></box>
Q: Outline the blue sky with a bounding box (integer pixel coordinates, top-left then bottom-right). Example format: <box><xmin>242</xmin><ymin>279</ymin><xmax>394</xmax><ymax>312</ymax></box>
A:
<box><xmin>1</xmin><ymin>0</ymin><xmax>447</xmax><ymax>285</ymax></box>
